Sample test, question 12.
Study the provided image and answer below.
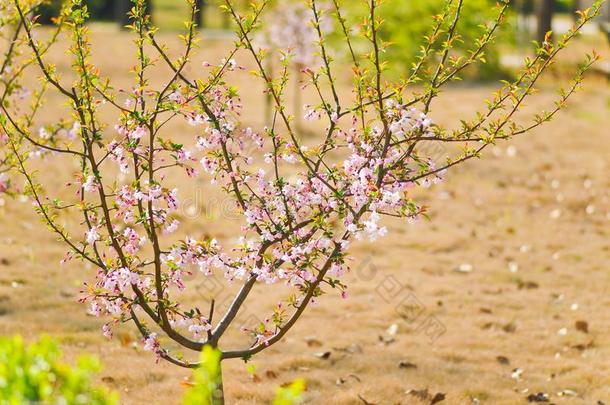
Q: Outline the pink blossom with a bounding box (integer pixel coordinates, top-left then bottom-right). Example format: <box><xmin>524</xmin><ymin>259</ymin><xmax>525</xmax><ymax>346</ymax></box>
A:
<box><xmin>86</xmin><ymin>226</ymin><xmax>101</xmax><ymax>245</ymax></box>
<box><xmin>304</xmin><ymin>106</ymin><xmax>322</xmax><ymax>121</ymax></box>
<box><xmin>102</xmin><ymin>323</ymin><xmax>113</xmax><ymax>339</ymax></box>
<box><xmin>143</xmin><ymin>333</ymin><xmax>160</xmax><ymax>353</ymax></box>
<box><xmin>82</xmin><ymin>175</ymin><xmax>98</xmax><ymax>192</ymax></box>
<box><xmin>168</xmin><ymin>90</ymin><xmax>185</xmax><ymax>104</ymax></box>
<box><xmin>164</xmin><ymin>219</ymin><xmax>179</xmax><ymax>234</ymax></box>
<box><xmin>68</xmin><ymin>122</ymin><xmax>81</xmax><ymax>139</ymax></box>
<box><xmin>129</xmin><ymin>126</ymin><xmax>147</xmax><ymax>141</ymax></box>
<box><xmin>0</xmin><ymin>173</ymin><xmax>8</xmax><ymax>193</ymax></box>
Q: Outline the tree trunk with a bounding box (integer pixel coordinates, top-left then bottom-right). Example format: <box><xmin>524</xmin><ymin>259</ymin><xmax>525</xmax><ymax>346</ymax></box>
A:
<box><xmin>115</xmin><ymin>0</ymin><xmax>130</xmax><ymax>27</ymax></box>
<box><xmin>537</xmin><ymin>0</ymin><xmax>555</xmax><ymax>44</ymax></box>
<box><xmin>194</xmin><ymin>0</ymin><xmax>205</xmax><ymax>28</ymax></box>
<box><xmin>213</xmin><ymin>360</ymin><xmax>225</xmax><ymax>405</ymax></box>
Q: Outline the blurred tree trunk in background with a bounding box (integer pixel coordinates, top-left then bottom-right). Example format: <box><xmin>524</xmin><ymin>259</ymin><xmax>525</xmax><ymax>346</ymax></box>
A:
<box><xmin>515</xmin><ymin>0</ymin><xmax>535</xmax><ymax>45</ymax></box>
<box><xmin>520</xmin><ymin>0</ymin><xmax>535</xmax><ymax>14</ymax></box>
<box><xmin>571</xmin><ymin>0</ymin><xmax>581</xmax><ymax>22</ymax></box>
<box><xmin>96</xmin><ymin>0</ymin><xmax>116</xmax><ymax>20</ymax></box>
<box><xmin>116</xmin><ymin>0</ymin><xmax>152</xmax><ymax>27</ymax></box>
<box><xmin>194</xmin><ymin>0</ymin><xmax>206</xmax><ymax>27</ymax></box>
<box><xmin>38</xmin><ymin>0</ymin><xmax>116</xmax><ymax>24</ymax></box>
<box><xmin>537</xmin><ymin>0</ymin><xmax>555</xmax><ymax>44</ymax></box>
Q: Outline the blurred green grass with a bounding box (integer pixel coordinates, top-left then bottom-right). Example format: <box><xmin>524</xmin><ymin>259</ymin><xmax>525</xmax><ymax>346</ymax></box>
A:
<box><xmin>154</xmin><ymin>0</ymin><xmax>235</xmax><ymax>30</ymax></box>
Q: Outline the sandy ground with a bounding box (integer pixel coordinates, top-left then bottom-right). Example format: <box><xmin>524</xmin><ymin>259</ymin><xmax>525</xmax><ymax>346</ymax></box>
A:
<box><xmin>0</xmin><ymin>26</ymin><xmax>609</xmax><ymax>404</ymax></box>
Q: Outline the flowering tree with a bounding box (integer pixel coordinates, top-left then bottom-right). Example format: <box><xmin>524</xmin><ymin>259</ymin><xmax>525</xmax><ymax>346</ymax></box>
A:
<box><xmin>255</xmin><ymin>0</ymin><xmax>332</xmax><ymax>129</ymax></box>
<box><xmin>2</xmin><ymin>0</ymin><xmax>604</xmax><ymax>402</ymax></box>
<box><xmin>1</xmin><ymin>0</ymin><xmax>62</xmax><ymax>196</ymax></box>
<box><xmin>1</xmin><ymin>1</ymin><xmax>31</xmax><ymax>195</ymax></box>
<box><xmin>257</xmin><ymin>1</ymin><xmax>331</xmax><ymax>68</ymax></box>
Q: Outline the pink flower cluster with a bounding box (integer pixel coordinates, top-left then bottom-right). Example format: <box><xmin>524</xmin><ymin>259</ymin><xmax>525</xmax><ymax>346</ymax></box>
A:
<box><xmin>6</xmin><ymin>1</ymin><xmax>462</xmax><ymax>360</ymax></box>
<box><xmin>71</xmin><ymin>64</ymin><xmax>443</xmax><ymax>345</ymax></box>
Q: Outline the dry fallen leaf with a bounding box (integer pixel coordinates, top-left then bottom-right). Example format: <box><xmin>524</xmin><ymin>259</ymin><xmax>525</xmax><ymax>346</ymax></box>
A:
<box><xmin>406</xmin><ymin>388</ymin><xmax>431</xmax><ymax>400</ymax></box>
<box><xmin>571</xmin><ymin>340</ymin><xmax>594</xmax><ymax>351</ymax></box>
<box><xmin>101</xmin><ymin>376</ymin><xmax>116</xmax><ymax>384</ymax></box>
<box><xmin>430</xmin><ymin>392</ymin><xmax>447</xmax><ymax>404</ymax></box>
<box><xmin>314</xmin><ymin>351</ymin><xmax>331</xmax><ymax>360</ymax></box>
<box><xmin>454</xmin><ymin>263</ymin><xmax>473</xmax><ymax>273</ymax></box>
<box><xmin>557</xmin><ymin>389</ymin><xmax>577</xmax><ymax>397</ymax></box>
<box><xmin>386</xmin><ymin>323</ymin><xmax>398</xmax><ymax>335</ymax></box>
<box><xmin>378</xmin><ymin>335</ymin><xmax>396</xmax><ymax>345</ymax></box>
<box><xmin>502</xmin><ymin>322</ymin><xmax>517</xmax><ymax>333</ymax></box>
<box><xmin>357</xmin><ymin>393</ymin><xmax>377</xmax><ymax>405</ymax></box>
<box><xmin>334</xmin><ymin>343</ymin><xmax>363</xmax><ymax>354</ymax></box>
<box><xmin>481</xmin><ymin>322</ymin><xmax>494</xmax><ymax>330</ymax></box>
<box><xmin>575</xmin><ymin>320</ymin><xmax>589</xmax><ymax>334</ymax></box>
<box><xmin>511</xmin><ymin>368</ymin><xmax>523</xmax><ymax>380</ymax></box>
<box><xmin>526</xmin><ymin>392</ymin><xmax>549</xmax><ymax>402</ymax></box>
<box><xmin>336</xmin><ymin>374</ymin><xmax>361</xmax><ymax>386</ymax></box>
<box><xmin>398</xmin><ymin>360</ymin><xmax>418</xmax><ymax>369</ymax></box>
<box><xmin>405</xmin><ymin>388</ymin><xmax>446</xmax><ymax>404</ymax></box>
<box><xmin>517</xmin><ymin>280</ymin><xmax>539</xmax><ymax>289</ymax></box>
<box><xmin>305</xmin><ymin>337</ymin><xmax>322</xmax><ymax>347</ymax></box>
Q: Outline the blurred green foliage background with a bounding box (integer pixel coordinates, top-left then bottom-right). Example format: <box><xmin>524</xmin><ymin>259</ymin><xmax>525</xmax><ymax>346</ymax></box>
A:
<box><xmin>342</xmin><ymin>0</ymin><xmax>516</xmax><ymax>80</ymax></box>
<box><xmin>0</xmin><ymin>336</ymin><xmax>118</xmax><ymax>404</ymax></box>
